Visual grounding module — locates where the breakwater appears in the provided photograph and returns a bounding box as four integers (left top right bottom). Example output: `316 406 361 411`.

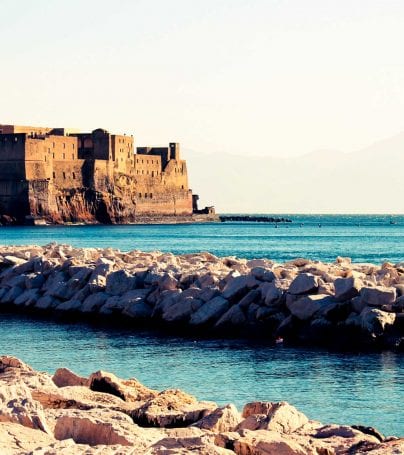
0 244 403 350
0 355 402 454
219 215 292 223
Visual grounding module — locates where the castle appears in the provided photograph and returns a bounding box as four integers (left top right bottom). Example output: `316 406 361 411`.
0 124 215 224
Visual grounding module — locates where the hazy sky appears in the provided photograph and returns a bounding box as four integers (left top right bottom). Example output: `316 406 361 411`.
1 0 404 157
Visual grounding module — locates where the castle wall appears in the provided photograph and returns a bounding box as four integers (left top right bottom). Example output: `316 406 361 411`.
134 154 162 178
111 135 134 175
0 125 52 135
0 124 202 223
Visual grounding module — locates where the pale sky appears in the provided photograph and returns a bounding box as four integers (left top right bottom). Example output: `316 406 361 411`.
1 0 404 158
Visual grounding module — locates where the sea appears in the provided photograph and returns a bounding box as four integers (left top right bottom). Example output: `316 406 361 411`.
0 214 403 436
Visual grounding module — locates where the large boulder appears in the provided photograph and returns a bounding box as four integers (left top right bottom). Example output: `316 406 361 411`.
288 274 318 295
158 273 178 291
0 286 24 304
192 404 242 432
131 389 217 427
287 294 334 321
13 288 41 306
250 267 276 282
359 307 396 336
261 282 282 306
24 272 46 289
33 385 131 412
106 270 137 295
189 296 230 326
80 292 109 313
162 297 203 323
54 409 162 448
0 422 55 454
122 301 153 319
215 304 247 329
234 429 310 455
149 434 233 454
0 381 51 434
360 286 396 307
52 368 89 388
334 276 362 301
222 276 251 301
89 370 157 402
240 401 308 434
119 289 153 319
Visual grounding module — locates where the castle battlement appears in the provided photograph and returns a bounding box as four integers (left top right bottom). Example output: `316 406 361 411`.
0 124 209 224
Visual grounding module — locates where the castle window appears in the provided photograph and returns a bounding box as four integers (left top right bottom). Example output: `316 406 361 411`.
149 193 152 198
147 170 149 175
138 193 142 198
63 143 66 149
48 148 50 153
181 185 184 189
44 155 47 162
72 172 76 179
72 144 75 149
144 193 147 198
53 172 56 178
63 172 66 179
63 153 65 159
53 142 55 148
151 171 154 177
142 170 144 174
72 154 74 160
52 153 55 159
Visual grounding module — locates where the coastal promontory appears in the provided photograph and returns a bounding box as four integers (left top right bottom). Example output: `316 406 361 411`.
0 124 216 225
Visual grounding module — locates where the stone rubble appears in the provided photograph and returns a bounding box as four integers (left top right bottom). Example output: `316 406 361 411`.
0 244 403 349
0 356 401 454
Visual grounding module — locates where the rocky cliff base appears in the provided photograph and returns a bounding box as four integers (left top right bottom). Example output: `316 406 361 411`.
0 355 402 454
0 244 403 350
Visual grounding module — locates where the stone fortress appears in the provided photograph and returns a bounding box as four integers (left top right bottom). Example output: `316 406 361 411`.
0 124 216 224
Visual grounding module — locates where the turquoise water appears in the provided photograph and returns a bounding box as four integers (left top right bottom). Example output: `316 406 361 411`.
0 214 403 263
0 314 402 436
0 215 403 436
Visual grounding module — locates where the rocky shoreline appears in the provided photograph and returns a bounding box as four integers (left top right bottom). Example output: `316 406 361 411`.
0 355 402 454
0 244 403 350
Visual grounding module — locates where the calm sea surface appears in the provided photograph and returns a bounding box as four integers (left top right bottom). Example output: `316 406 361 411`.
0 314 402 436
0 215 403 436
0 214 403 263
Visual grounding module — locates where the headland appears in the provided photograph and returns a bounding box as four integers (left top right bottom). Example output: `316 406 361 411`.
0 244 403 351
0 124 217 225
0 355 402 454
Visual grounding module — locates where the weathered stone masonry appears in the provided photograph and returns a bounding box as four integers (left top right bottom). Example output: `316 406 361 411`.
0 124 214 224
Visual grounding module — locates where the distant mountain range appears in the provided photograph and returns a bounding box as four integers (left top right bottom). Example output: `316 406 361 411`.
185 132 404 214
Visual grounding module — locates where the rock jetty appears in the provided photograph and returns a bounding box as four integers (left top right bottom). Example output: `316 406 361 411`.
0 244 403 350
0 355 402 454
219 215 292 223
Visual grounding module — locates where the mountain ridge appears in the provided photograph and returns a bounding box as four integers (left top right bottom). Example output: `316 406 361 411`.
185 131 404 213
